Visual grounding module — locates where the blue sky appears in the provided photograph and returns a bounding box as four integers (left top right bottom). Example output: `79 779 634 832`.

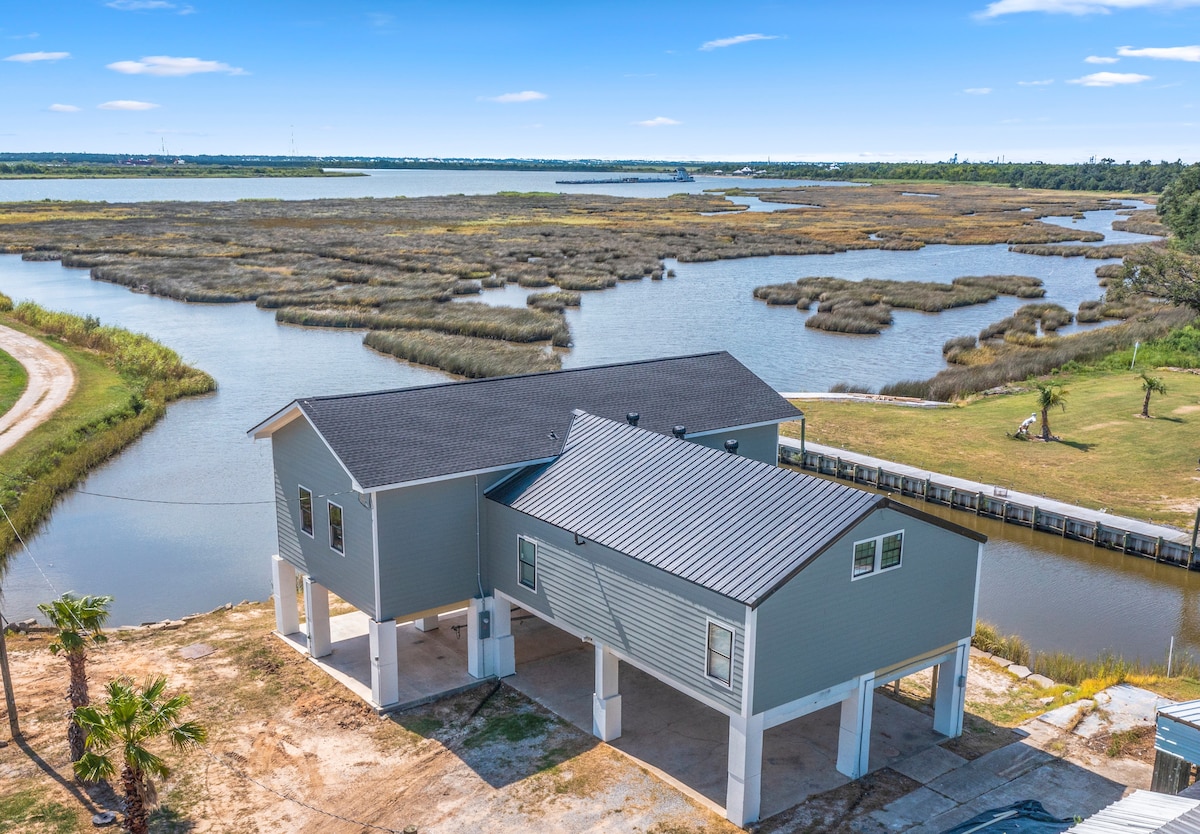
1 0 1197 162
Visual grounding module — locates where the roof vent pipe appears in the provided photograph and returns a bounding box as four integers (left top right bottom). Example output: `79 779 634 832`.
672 425 686 439
724 439 739 454
626 412 640 427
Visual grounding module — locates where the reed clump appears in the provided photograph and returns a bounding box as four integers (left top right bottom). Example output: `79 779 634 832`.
1008 242 1155 260
526 291 581 312
972 621 1032 667
364 330 562 379
273 302 571 346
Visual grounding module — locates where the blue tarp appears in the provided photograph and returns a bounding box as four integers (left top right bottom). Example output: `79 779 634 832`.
939 800 1073 834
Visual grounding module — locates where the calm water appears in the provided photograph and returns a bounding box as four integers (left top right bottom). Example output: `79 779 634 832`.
0 171 1185 663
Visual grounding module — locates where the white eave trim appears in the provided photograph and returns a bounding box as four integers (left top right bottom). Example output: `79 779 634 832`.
363 457 558 495
685 417 794 439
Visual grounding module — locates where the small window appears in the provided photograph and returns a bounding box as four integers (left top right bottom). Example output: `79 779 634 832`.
853 539 877 577
298 486 313 537
706 621 733 687
328 501 344 555
518 536 537 590
852 530 904 579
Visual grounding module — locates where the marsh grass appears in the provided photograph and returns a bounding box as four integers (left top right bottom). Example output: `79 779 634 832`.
364 330 562 379
0 306 213 558
879 305 1193 401
1008 242 1154 259
972 622 1031 667
757 274 1045 334
526 291 582 312
273 301 570 345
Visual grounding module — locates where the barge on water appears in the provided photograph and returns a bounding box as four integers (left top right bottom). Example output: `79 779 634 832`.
556 167 694 185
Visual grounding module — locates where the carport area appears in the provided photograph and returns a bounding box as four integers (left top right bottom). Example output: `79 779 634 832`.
277 593 953 821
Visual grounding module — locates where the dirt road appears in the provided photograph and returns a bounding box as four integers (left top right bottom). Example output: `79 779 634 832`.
0 323 75 455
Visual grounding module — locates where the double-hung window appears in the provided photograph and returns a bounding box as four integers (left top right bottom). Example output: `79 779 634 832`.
328 501 344 555
852 530 903 579
518 536 537 590
298 486 314 537
706 621 734 687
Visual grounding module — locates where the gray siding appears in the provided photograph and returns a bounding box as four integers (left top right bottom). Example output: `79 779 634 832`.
688 423 780 465
753 507 978 714
485 501 748 714
376 471 508 622
272 417 376 618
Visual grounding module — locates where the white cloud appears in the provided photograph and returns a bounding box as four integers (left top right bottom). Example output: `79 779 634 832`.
481 90 547 103
978 0 1200 16
699 33 780 51
48 103 80 112
964 87 993 94
1118 44 1200 60
107 1 176 9
4 51 69 62
1018 79 1055 85
1085 55 1120 63
107 55 245 76
99 100 160 110
1067 71 1152 85
634 116 681 127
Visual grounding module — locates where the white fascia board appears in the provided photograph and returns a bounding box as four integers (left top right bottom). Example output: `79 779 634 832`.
685 418 790 439
741 606 757 717
250 405 365 493
364 458 557 495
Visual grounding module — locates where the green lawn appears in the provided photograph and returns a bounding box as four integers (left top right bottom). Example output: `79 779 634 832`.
786 369 1200 528
0 347 27 418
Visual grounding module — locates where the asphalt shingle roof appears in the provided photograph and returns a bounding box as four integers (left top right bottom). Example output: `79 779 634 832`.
271 352 802 490
488 411 900 606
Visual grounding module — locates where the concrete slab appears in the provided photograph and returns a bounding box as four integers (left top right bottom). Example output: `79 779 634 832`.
1074 684 1174 740
891 745 968 784
1026 674 1055 689
925 742 1052 804
1038 699 1093 730
1007 665 1032 680
870 786 960 832
909 758 1126 834
991 657 1013 668
505 619 948 820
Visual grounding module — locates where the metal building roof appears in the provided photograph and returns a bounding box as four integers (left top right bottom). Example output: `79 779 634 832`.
1161 701 1200 730
251 352 802 491
1070 791 1200 834
488 411 982 607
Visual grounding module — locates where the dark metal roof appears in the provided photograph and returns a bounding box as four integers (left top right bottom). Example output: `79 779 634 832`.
488 411 970 607
260 352 801 490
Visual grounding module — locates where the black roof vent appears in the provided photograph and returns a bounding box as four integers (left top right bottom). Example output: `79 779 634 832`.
724 439 739 454
672 425 686 438
626 412 640 426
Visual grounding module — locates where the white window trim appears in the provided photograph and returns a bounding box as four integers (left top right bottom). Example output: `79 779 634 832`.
851 529 904 581
705 617 736 689
298 485 314 539
517 535 538 592
328 500 345 556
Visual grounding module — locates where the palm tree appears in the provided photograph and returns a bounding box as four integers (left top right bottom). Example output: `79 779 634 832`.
36 592 112 761
1140 372 1167 418
73 677 207 834
1035 382 1068 441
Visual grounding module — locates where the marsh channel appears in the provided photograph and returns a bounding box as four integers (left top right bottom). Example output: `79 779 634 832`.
0 170 1191 666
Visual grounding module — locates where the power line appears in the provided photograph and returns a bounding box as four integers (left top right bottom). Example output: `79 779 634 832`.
73 490 272 506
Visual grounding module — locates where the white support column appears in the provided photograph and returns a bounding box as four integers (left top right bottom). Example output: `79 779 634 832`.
368 618 399 708
933 640 970 738
270 555 299 636
725 713 765 827
592 644 622 742
302 576 332 659
414 614 440 632
836 673 875 779
490 599 515 678
467 597 492 678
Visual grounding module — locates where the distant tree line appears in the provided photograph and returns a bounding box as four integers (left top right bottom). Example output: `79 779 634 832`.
737 160 1190 193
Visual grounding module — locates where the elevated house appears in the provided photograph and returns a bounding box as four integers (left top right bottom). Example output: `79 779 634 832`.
250 352 984 825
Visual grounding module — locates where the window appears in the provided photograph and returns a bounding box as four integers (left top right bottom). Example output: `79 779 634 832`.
298 486 313 537
852 530 903 579
328 501 344 555
518 536 537 590
706 621 733 687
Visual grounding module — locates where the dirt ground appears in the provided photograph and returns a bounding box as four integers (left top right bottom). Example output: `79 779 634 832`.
0 605 1158 834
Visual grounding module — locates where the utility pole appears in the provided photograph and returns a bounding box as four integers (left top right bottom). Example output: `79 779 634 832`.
0 605 19 740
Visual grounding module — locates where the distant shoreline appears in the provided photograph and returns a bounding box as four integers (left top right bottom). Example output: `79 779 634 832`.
0 166 364 180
